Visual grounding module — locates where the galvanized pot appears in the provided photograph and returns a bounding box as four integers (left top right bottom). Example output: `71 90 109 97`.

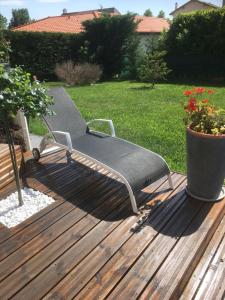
186 127 225 201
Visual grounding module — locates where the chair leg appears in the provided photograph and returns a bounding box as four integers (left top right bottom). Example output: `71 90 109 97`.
127 188 139 214
168 173 174 189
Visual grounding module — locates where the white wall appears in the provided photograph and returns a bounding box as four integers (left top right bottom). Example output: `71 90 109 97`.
14 112 32 151
138 33 161 51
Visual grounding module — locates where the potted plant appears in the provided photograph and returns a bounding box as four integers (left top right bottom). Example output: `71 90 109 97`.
183 87 225 201
0 65 53 205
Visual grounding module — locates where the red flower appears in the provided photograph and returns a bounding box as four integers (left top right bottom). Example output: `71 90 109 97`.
202 99 209 103
207 89 214 95
187 98 197 111
194 87 205 94
183 90 193 96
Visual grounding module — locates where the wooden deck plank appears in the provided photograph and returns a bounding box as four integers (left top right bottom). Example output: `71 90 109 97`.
45 174 185 300
8 175 170 299
190 221 225 300
74 177 188 300
180 216 225 300
0 149 224 300
139 199 225 300
0 153 111 244
0 179 126 283
105 197 204 299
7 199 128 299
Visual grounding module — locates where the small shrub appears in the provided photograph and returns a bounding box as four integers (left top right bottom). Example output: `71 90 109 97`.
138 50 171 88
55 61 102 86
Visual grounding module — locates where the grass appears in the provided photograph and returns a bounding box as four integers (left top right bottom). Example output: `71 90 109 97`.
29 81 225 174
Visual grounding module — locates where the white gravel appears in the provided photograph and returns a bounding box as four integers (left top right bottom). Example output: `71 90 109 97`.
0 188 55 228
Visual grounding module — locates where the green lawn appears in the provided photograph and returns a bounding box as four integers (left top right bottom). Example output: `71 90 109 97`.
29 81 225 174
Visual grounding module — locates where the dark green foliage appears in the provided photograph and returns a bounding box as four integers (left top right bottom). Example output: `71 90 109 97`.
82 14 137 78
9 8 31 29
120 34 141 79
0 14 7 30
157 10 165 18
144 9 153 17
0 31 11 63
164 8 225 79
5 31 83 79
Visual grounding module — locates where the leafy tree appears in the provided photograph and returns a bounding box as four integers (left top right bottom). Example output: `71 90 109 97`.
144 9 153 17
0 14 7 30
157 10 165 18
9 8 30 29
138 45 171 88
82 14 137 78
0 65 53 205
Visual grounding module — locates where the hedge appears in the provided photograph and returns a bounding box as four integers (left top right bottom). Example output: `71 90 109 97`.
164 8 225 80
5 31 83 79
4 14 137 80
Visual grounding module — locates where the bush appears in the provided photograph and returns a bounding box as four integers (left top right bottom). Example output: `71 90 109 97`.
163 8 225 80
55 61 102 85
5 30 83 80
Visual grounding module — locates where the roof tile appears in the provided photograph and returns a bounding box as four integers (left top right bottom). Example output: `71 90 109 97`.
14 12 170 34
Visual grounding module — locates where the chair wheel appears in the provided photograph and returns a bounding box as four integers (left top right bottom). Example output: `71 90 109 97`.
32 148 40 161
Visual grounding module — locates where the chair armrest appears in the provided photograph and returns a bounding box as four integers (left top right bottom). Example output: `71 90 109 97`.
87 119 116 137
52 131 73 153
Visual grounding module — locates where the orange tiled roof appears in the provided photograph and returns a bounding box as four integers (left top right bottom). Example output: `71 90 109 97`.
135 16 170 33
14 12 101 33
14 12 170 34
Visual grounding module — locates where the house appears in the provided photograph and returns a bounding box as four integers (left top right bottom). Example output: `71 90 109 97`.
13 8 170 47
170 0 219 17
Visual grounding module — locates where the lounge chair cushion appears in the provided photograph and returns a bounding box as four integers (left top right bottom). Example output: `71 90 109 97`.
73 132 169 191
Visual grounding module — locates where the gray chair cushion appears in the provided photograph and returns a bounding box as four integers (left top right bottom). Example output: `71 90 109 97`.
73 132 169 191
45 88 88 145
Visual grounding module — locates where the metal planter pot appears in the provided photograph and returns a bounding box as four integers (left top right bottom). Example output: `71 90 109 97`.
186 127 225 201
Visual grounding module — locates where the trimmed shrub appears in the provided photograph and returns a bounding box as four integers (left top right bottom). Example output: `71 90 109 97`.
5 30 83 80
55 61 102 85
164 8 225 80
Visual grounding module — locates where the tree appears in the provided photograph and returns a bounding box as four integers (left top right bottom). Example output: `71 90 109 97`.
82 14 137 78
138 48 171 88
9 8 30 29
0 65 53 205
144 9 153 17
157 10 165 18
0 14 7 30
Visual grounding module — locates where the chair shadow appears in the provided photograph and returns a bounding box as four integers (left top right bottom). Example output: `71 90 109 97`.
20 154 216 236
130 189 215 237
20 155 165 222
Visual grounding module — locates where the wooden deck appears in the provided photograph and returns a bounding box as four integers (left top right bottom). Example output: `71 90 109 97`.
0 144 23 190
0 148 225 299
